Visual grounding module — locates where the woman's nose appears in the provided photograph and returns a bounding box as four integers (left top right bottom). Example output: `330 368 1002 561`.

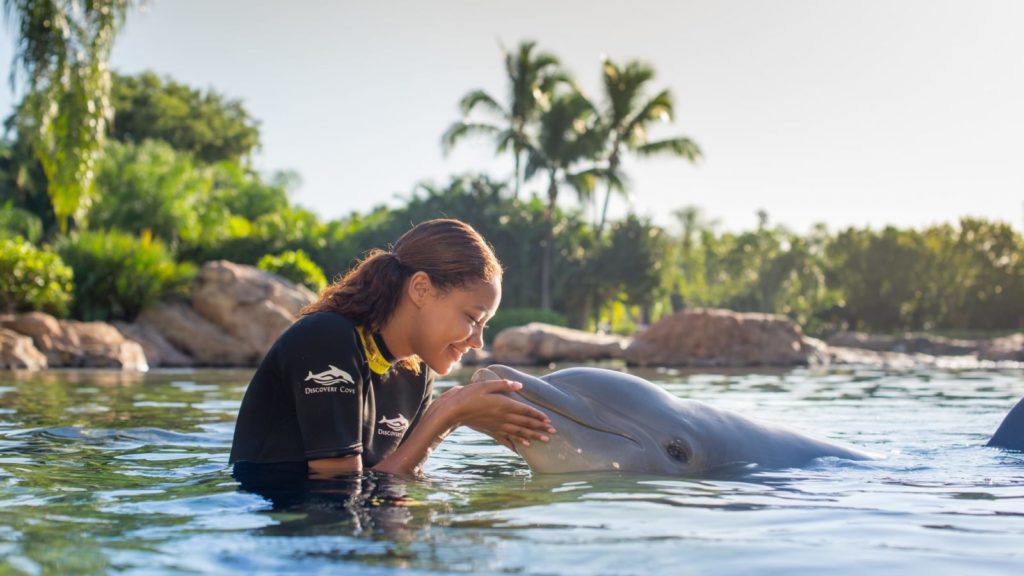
467 326 484 349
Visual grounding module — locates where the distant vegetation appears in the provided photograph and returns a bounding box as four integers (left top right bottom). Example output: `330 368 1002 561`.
0 6 1019 336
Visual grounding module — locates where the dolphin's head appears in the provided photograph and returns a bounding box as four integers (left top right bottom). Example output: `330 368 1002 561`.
474 364 716 475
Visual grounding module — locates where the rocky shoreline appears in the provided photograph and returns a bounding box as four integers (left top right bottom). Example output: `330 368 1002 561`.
2 261 1022 371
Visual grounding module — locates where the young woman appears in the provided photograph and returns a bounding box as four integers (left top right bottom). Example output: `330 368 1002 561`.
229 218 555 479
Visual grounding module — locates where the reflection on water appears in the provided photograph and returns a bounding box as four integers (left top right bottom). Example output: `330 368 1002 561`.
0 366 1022 574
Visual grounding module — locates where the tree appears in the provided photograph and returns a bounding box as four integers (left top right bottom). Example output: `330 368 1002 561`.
594 57 702 238
598 215 672 324
109 71 261 164
442 40 568 199
524 91 603 309
3 0 132 232
88 140 212 248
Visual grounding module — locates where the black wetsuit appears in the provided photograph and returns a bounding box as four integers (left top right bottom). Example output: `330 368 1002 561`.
229 311 434 472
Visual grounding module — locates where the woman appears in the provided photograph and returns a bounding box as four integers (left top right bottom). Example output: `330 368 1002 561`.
229 218 555 479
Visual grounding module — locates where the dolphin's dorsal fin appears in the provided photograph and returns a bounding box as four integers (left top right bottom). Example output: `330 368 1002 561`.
988 396 1024 451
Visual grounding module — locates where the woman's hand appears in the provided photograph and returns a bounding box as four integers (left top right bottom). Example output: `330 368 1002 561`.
433 379 556 450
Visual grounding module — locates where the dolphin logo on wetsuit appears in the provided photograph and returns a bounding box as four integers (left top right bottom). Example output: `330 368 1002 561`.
378 414 410 433
304 365 355 386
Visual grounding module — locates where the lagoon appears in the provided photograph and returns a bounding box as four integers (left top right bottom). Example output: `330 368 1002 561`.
1 366 1022 575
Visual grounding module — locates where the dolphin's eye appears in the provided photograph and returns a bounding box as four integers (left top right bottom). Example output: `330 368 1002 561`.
666 440 690 463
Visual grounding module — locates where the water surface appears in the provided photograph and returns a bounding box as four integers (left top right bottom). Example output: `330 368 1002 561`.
1 366 1022 575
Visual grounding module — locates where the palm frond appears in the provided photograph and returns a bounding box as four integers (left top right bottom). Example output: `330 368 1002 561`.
458 89 508 118
440 121 502 155
635 137 703 162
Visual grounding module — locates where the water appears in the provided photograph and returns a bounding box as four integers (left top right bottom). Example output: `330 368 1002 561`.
1 366 1023 575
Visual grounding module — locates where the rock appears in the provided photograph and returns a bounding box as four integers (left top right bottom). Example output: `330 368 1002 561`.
191 261 316 356
825 346 936 369
802 336 831 366
112 321 194 367
136 302 257 366
826 331 979 356
0 312 147 370
624 308 814 367
981 333 1024 362
0 327 47 370
492 323 630 365
67 321 149 370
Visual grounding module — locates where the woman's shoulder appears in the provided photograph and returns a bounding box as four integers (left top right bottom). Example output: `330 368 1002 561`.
278 311 359 348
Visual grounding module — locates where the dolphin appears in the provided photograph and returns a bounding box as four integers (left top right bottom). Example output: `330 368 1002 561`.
473 365 877 475
988 396 1024 451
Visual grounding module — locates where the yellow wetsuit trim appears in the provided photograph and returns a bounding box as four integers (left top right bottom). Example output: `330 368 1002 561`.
356 325 393 375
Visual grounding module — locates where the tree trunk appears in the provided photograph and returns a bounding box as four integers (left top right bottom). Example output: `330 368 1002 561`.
540 177 559 310
596 154 620 238
513 147 521 200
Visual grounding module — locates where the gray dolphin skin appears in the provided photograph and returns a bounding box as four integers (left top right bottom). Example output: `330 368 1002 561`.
473 365 877 475
988 396 1024 451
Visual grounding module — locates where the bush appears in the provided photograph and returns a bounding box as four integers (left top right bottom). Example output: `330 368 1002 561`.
485 307 568 344
258 249 327 292
56 230 195 321
0 237 73 316
0 205 43 243
89 140 211 247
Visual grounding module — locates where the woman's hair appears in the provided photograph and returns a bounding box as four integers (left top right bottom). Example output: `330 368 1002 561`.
301 218 503 371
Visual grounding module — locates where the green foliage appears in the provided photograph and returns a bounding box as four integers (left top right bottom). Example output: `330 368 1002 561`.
89 140 212 246
3 0 131 232
0 137 57 236
485 307 567 344
110 71 261 164
0 204 43 243
208 162 291 221
825 219 1024 332
56 230 195 321
0 236 73 316
182 206 327 268
598 215 672 312
258 249 327 292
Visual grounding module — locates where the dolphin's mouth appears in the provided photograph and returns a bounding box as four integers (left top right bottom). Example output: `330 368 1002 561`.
514 385 641 448
474 365 640 447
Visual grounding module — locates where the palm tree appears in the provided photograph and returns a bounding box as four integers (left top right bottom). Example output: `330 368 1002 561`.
524 91 604 309
3 0 132 232
442 40 568 200
594 57 703 238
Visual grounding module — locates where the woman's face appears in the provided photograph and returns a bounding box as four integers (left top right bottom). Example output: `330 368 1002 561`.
412 277 501 375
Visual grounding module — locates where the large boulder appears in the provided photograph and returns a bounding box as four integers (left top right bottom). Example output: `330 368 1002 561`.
981 333 1024 362
136 302 256 366
0 327 47 370
112 321 194 367
624 308 817 367
492 323 630 365
191 261 316 357
0 312 147 370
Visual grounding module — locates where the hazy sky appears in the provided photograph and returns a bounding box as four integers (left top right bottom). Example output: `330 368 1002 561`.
1 0 1022 233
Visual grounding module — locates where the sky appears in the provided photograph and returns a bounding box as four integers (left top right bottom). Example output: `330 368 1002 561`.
1 0 1022 234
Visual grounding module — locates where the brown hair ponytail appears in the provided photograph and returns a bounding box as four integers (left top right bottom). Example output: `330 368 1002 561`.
301 219 502 370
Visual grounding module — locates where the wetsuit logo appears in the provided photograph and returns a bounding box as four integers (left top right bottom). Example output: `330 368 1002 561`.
304 365 355 386
377 414 409 437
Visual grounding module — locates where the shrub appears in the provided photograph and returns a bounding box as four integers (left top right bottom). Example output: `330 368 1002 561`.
0 237 73 316
56 230 195 321
0 205 43 243
485 307 568 344
258 249 327 292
